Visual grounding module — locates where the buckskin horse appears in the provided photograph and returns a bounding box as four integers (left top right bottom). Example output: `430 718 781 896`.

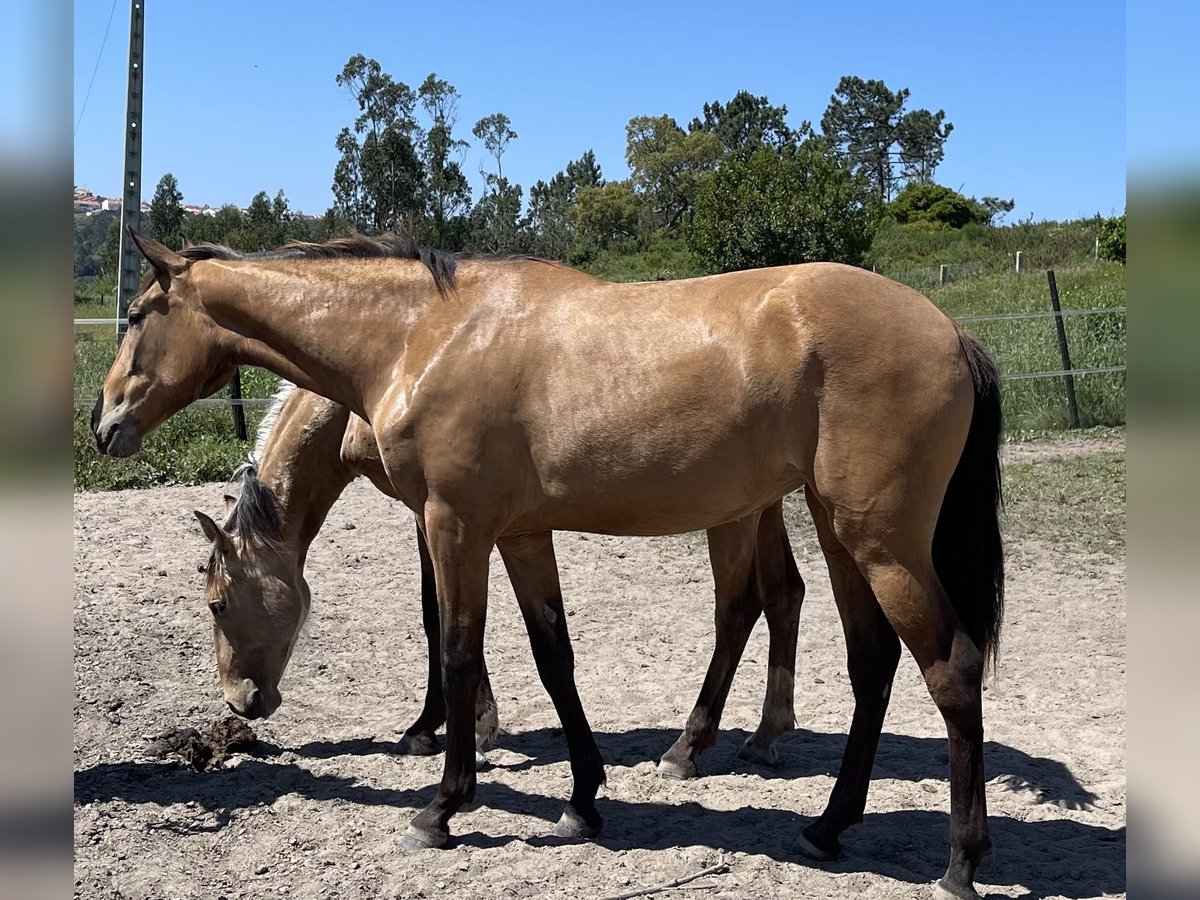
92 232 1002 900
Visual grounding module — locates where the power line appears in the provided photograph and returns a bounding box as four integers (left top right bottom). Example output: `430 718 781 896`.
74 0 121 139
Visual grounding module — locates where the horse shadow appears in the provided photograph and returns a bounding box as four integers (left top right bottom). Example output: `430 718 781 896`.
74 726 1122 900
276 724 1099 811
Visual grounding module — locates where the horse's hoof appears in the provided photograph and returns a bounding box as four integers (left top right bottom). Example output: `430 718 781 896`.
657 757 697 781
397 731 442 757
796 829 840 862
551 807 601 840
475 750 489 770
399 824 447 851
737 737 778 768
932 880 981 900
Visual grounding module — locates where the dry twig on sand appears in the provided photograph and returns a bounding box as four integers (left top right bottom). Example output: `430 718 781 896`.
599 859 732 900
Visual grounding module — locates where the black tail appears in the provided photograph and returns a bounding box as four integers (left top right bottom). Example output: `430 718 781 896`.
933 331 1005 668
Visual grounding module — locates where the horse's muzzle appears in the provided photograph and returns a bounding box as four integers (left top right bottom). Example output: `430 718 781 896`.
92 393 142 457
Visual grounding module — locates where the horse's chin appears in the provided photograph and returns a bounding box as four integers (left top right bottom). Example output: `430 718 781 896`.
104 431 143 458
94 412 144 457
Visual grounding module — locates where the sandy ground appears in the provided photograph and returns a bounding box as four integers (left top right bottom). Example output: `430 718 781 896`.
74 439 1125 900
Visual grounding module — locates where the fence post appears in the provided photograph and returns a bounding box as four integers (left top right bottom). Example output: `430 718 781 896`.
1094 236 1100 260
229 367 249 441
939 264 948 285
1046 270 1081 429
1015 251 1023 275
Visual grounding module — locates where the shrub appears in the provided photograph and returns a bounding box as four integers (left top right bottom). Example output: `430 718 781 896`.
1098 214 1125 264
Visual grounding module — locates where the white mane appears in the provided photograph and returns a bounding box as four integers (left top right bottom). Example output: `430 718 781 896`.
251 379 298 465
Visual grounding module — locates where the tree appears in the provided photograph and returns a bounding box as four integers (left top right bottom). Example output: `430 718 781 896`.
73 211 117 278
975 196 1015 226
687 142 875 272
469 112 524 252
419 73 472 248
895 108 953 185
625 115 723 231
148 173 185 250
101 216 121 278
245 190 283 250
525 150 604 259
820 76 953 203
332 55 425 233
314 207 353 242
472 113 518 179
179 210 222 246
571 180 647 252
689 90 804 161
469 177 525 253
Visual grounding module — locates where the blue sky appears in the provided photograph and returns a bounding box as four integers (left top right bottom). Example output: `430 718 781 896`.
72 0 1127 222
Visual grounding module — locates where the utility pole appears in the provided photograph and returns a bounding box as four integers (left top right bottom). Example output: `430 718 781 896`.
115 0 146 343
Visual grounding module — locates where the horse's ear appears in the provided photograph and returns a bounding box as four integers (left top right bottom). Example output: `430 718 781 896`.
223 494 238 515
194 510 232 553
181 236 194 250
129 228 188 281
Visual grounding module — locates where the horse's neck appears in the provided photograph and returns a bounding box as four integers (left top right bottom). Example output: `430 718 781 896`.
195 260 434 419
257 410 357 563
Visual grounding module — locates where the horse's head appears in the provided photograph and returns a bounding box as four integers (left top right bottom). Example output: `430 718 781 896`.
194 476 308 720
92 230 237 457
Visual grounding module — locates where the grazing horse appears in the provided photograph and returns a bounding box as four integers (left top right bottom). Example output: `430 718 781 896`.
93 231 1002 900
199 381 805 774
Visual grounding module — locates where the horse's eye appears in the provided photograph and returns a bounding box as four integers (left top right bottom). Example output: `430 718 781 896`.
127 310 144 326
208 598 227 616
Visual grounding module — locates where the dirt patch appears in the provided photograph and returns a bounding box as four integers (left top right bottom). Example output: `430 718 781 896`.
74 447 1125 900
1001 429 1124 465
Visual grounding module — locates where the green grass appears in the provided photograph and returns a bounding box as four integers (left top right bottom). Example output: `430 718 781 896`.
867 218 1104 286
74 330 279 490
931 263 1126 431
1001 450 1125 559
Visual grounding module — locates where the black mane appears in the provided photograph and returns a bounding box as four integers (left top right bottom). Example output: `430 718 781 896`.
224 462 284 547
182 233 459 294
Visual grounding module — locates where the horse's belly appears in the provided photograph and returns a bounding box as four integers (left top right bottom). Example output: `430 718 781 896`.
530 441 809 536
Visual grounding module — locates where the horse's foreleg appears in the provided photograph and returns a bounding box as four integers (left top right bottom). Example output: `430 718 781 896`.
498 532 605 839
401 504 492 851
658 513 761 780
796 487 900 861
740 498 805 767
398 524 447 756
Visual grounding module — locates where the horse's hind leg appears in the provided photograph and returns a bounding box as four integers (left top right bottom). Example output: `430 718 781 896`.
739 498 805 767
795 487 900 860
400 522 499 769
497 531 606 839
819 499 990 899
658 513 762 780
